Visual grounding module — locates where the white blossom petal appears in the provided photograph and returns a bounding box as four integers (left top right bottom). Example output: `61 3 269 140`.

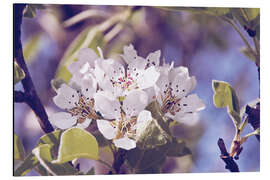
145 50 160 67
177 94 205 113
171 73 194 98
93 91 121 119
174 112 199 126
123 90 148 118
105 60 125 81
113 136 136 150
137 66 160 90
97 120 117 139
80 74 97 99
49 112 77 129
127 58 147 79
77 48 98 68
169 66 189 81
53 84 79 109
76 118 92 129
135 110 152 140
121 44 138 64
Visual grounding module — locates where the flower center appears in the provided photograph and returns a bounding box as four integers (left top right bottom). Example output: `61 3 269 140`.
68 95 98 124
161 88 181 116
113 116 137 140
111 74 139 91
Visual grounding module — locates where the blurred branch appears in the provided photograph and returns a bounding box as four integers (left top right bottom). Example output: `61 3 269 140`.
14 4 54 133
217 138 239 172
62 9 110 28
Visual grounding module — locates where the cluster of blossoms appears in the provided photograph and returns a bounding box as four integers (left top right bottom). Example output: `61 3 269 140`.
49 45 205 150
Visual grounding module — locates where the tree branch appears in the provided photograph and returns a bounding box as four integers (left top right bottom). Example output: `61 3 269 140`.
14 4 54 133
217 138 239 172
14 90 26 102
112 149 127 174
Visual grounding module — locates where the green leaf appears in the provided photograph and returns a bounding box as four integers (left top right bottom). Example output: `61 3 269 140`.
23 33 41 64
212 80 241 128
14 61 25 85
240 47 256 62
14 153 39 176
14 133 25 161
37 130 62 155
126 145 168 173
53 128 99 164
32 144 78 175
166 137 191 157
86 167 95 175
136 101 172 149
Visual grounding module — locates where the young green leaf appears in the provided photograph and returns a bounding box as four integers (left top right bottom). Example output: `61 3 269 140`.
212 80 241 128
14 61 25 85
14 133 25 161
136 101 172 149
52 128 99 164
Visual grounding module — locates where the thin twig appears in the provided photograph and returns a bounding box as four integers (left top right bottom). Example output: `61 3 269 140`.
14 4 54 133
217 138 239 172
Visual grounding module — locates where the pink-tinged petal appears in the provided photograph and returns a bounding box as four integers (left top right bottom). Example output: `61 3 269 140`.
97 120 117 140
113 136 136 150
49 112 77 129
